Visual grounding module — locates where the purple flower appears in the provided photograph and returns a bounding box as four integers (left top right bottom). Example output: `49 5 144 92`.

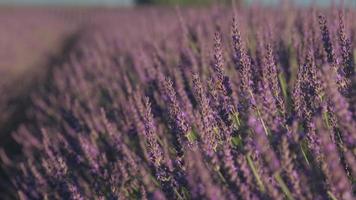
142 97 164 167
248 115 280 173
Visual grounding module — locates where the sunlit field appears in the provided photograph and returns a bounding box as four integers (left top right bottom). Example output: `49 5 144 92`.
0 3 355 200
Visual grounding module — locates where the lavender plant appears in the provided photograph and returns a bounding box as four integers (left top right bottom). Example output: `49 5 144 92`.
1 3 355 200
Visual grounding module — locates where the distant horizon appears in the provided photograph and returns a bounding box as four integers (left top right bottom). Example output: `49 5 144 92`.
0 0 134 6
0 0 353 6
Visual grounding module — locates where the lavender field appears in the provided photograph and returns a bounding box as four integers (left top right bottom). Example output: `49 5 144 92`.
0 2 355 200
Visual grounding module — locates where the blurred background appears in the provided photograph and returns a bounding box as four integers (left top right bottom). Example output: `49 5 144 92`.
0 0 354 6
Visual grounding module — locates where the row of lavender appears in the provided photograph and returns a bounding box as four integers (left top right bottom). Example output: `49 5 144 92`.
0 10 82 197
2 5 356 200
0 8 80 133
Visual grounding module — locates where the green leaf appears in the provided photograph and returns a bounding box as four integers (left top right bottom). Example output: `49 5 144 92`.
278 72 288 100
186 130 197 143
231 135 242 148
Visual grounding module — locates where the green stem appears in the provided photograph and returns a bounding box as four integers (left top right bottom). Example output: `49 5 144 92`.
275 172 295 200
246 154 265 192
300 143 310 166
216 169 228 184
327 191 339 200
174 188 184 200
278 72 288 101
248 90 270 136
322 111 331 129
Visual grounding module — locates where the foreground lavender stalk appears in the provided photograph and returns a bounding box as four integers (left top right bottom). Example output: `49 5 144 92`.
315 117 353 200
161 77 192 151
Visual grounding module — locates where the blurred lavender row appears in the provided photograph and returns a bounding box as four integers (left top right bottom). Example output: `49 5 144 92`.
0 3 355 200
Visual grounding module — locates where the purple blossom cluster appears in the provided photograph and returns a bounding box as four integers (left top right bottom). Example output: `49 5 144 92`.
1 4 356 200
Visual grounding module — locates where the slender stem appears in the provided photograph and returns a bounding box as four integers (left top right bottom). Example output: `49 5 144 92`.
327 191 339 200
275 172 295 200
248 89 270 135
246 154 265 192
300 143 310 166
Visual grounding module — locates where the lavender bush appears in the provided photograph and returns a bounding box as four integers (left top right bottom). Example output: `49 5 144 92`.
1 4 355 200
